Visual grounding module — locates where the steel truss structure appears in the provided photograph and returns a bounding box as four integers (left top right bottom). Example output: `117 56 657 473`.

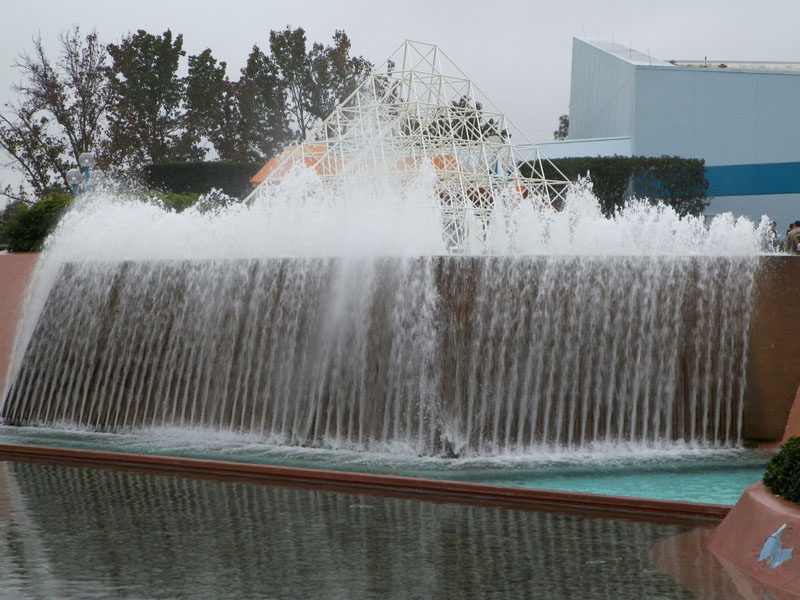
247 40 569 251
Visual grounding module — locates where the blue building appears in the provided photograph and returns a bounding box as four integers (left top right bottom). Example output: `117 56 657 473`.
536 38 800 226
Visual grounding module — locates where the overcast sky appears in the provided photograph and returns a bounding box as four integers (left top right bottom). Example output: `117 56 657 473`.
2 0 800 190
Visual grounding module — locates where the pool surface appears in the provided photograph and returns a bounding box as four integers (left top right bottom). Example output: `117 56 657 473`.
0 458 733 600
0 425 770 505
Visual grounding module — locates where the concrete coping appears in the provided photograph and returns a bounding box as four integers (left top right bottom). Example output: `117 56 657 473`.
0 442 730 524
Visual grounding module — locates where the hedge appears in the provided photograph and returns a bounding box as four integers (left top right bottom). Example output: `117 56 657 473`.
148 190 202 213
763 436 800 505
143 161 262 199
521 155 708 217
2 191 74 252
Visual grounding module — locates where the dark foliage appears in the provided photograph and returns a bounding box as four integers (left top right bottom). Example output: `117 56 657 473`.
143 161 262 198
403 96 507 142
2 26 373 200
2 190 73 251
553 114 568 140
106 29 201 167
268 27 372 141
149 190 200 213
763 436 800 505
0 200 27 248
521 155 708 217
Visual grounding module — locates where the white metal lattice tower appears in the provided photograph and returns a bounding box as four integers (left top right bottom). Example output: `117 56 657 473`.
247 40 569 251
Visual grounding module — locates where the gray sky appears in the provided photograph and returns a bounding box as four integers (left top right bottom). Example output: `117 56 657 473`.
2 0 800 190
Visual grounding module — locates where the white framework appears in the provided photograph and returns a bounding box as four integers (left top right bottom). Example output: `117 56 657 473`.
247 41 569 251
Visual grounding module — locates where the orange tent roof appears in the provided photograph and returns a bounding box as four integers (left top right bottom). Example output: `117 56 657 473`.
250 144 332 186
249 155 283 186
250 149 460 187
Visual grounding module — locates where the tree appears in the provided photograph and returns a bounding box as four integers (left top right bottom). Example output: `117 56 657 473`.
307 30 372 123
0 104 68 198
185 48 258 161
404 96 507 143
448 97 507 141
184 48 229 154
185 44 292 162
186 28 371 161
0 199 27 247
106 29 202 167
554 114 569 140
0 27 112 198
268 27 372 141
0 25 374 191
267 27 311 141
232 45 292 160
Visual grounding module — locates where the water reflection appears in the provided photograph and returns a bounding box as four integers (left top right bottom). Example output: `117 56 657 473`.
1 459 720 599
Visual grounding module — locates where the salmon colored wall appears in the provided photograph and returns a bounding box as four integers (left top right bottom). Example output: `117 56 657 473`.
708 482 800 598
744 257 800 440
779 386 800 442
0 254 37 396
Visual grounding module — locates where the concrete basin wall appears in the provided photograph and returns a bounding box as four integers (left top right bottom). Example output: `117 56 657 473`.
0 254 37 397
744 257 800 440
709 482 800 598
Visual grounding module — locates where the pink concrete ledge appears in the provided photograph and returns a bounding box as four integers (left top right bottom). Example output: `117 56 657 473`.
0 253 38 395
781 385 800 442
652 527 756 600
0 442 730 523
709 482 800 598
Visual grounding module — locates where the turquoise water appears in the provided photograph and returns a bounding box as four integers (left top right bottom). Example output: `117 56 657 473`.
0 425 770 505
496 462 765 505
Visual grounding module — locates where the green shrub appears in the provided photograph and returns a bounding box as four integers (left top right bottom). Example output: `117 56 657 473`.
521 155 708 217
143 161 262 198
149 190 200 213
763 436 800 505
0 200 27 249
2 191 74 252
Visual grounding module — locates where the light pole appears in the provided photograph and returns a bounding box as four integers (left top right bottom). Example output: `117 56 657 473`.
78 151 96 187
68 151 96 195
66 169 82 196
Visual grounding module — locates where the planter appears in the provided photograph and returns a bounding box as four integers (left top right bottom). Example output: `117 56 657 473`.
708 482 800 598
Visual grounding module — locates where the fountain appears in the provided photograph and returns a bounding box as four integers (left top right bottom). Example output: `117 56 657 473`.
0 41 773 460
1 254 760 457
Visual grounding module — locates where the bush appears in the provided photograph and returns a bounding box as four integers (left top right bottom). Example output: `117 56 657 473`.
0 200 27 249
143 162 262 198
2 191 74 252
763 436 800 505
521 155 709 217
149 190 200 213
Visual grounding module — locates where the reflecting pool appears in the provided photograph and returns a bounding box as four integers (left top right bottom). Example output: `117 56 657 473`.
0 459 733 600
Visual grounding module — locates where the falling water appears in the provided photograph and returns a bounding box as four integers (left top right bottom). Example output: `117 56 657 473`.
439 255 757 454
1 180 761 455
0 37 774 457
